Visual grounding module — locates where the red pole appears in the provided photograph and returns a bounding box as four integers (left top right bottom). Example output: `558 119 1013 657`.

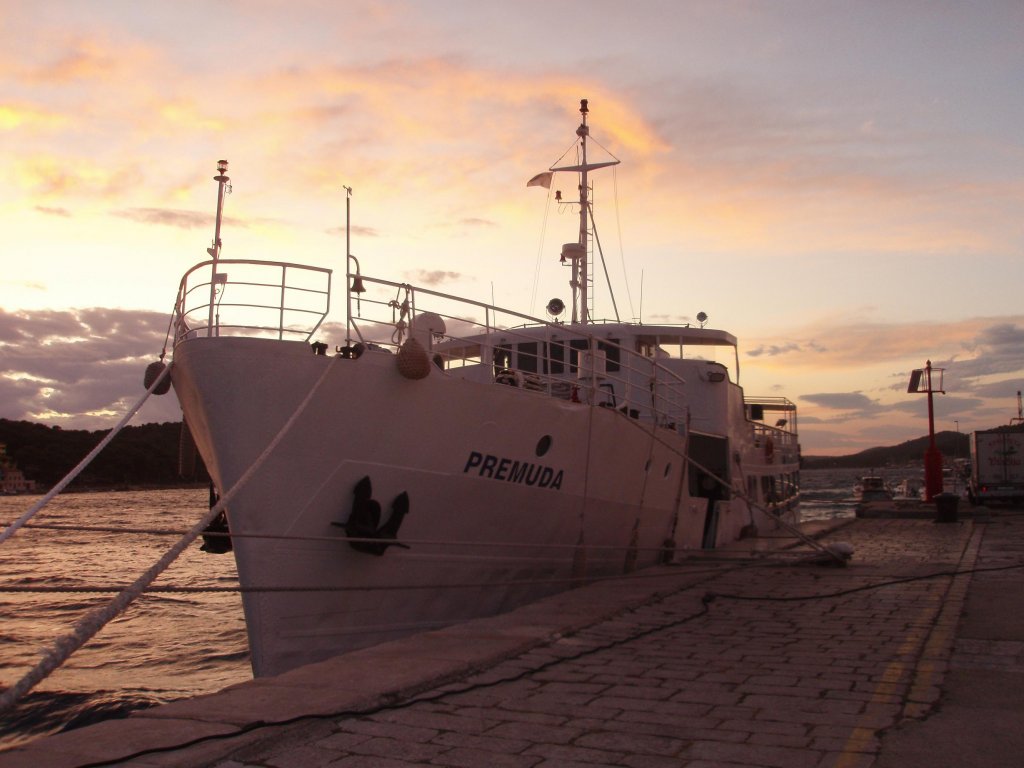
923 360 943 500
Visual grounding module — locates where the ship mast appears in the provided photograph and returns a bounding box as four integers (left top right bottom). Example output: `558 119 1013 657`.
549 100 619 324
207 160 230 336
577 101 591 324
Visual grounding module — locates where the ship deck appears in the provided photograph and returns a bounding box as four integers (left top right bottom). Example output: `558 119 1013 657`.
4 509 1024 768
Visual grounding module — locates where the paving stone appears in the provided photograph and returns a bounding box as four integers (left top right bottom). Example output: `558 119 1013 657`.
435 746 542 767
574 729 686 757
345 735 447 762
523 742 627 765
685 739 823 767
485 720 582 745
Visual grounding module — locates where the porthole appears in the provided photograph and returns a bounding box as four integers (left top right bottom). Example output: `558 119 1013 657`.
664 463 672 477
536 435 552 457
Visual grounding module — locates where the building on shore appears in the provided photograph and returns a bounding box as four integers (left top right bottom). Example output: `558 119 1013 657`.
0 443 36 494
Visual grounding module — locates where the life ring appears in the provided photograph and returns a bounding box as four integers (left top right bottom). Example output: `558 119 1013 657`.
765 437 775 463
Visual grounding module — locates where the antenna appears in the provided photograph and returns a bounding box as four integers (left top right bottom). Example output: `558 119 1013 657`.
207 159 230 336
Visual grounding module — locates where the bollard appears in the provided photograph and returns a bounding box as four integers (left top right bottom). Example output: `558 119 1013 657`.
934 492 959 523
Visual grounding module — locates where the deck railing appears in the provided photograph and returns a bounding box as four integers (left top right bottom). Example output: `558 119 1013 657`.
346 273 692 431
174 259 332 343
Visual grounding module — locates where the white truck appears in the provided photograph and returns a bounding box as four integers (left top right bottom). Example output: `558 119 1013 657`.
969 426 1024 505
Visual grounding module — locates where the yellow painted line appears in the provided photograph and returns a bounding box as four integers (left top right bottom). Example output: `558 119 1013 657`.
832 522 982 768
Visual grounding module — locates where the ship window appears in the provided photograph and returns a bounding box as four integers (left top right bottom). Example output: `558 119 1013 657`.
536 435 552 456
568 339 589 371
517 342 540 374
550 340 566 374
598 340 621 372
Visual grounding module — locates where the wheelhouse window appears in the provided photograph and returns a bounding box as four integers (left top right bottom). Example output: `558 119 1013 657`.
598 339 621 373
568 339 589 372
517 342 542 374
550 340 566 374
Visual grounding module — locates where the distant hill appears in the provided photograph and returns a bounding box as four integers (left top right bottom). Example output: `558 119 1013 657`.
0 419 208 491
802 431 970 470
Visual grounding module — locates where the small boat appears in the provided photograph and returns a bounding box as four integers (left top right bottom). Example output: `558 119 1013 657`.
893 476 923 500
159 100 803 677
855 476 893 503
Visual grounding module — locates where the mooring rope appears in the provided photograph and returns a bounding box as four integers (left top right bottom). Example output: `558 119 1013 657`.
0 357 338 715
0 363 172 547
682 452 842 563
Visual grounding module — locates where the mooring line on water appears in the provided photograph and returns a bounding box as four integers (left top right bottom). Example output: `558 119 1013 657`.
0 357 337 716
0 364 172 548
0 564 742 595
0 519 719 555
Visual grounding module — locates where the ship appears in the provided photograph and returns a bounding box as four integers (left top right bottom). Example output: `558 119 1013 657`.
164 100 801 677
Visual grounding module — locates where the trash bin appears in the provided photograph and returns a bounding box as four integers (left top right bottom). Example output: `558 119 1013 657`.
934 492 959 523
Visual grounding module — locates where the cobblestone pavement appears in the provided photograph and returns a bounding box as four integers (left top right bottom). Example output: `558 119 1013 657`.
215 518 981 768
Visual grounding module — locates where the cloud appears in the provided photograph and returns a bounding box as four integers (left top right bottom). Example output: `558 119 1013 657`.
0 104 66 131
21 38 124 85
0 308 181 429
34 205 71 217
799 392 883 417
746 341 805 358
13 155 139 200
409 270 464 286
326 224 379 238
112 207 219 230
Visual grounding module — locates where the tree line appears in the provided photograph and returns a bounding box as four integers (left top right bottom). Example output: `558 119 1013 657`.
0 419 208 491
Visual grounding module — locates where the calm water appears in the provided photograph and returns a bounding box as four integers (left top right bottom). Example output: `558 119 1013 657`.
0 468 886 751
0 488 250 751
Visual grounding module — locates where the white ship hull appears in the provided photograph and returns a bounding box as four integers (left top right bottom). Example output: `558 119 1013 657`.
173 337 723 677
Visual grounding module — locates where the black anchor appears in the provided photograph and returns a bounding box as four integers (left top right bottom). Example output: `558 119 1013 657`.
334 475 410 556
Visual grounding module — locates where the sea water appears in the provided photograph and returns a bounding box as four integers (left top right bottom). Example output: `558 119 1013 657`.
0 488 250 751
0 469 873 751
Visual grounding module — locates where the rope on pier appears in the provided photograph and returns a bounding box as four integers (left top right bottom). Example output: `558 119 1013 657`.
0 357 338 716
684 452 845 564
0 362 172 547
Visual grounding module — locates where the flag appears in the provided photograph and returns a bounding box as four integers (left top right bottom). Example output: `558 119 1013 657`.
526 171 553 189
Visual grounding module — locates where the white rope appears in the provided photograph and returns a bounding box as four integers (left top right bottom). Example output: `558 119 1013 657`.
0 357 338 714
684 453 839 561
0 363 172 547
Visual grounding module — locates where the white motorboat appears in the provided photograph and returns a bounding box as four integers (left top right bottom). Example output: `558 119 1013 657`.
164 100 802 677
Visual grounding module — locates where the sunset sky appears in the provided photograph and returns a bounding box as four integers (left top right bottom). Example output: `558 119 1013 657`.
2 1 1023 456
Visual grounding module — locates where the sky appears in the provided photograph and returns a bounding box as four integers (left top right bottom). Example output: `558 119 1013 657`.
2 0 1023 456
